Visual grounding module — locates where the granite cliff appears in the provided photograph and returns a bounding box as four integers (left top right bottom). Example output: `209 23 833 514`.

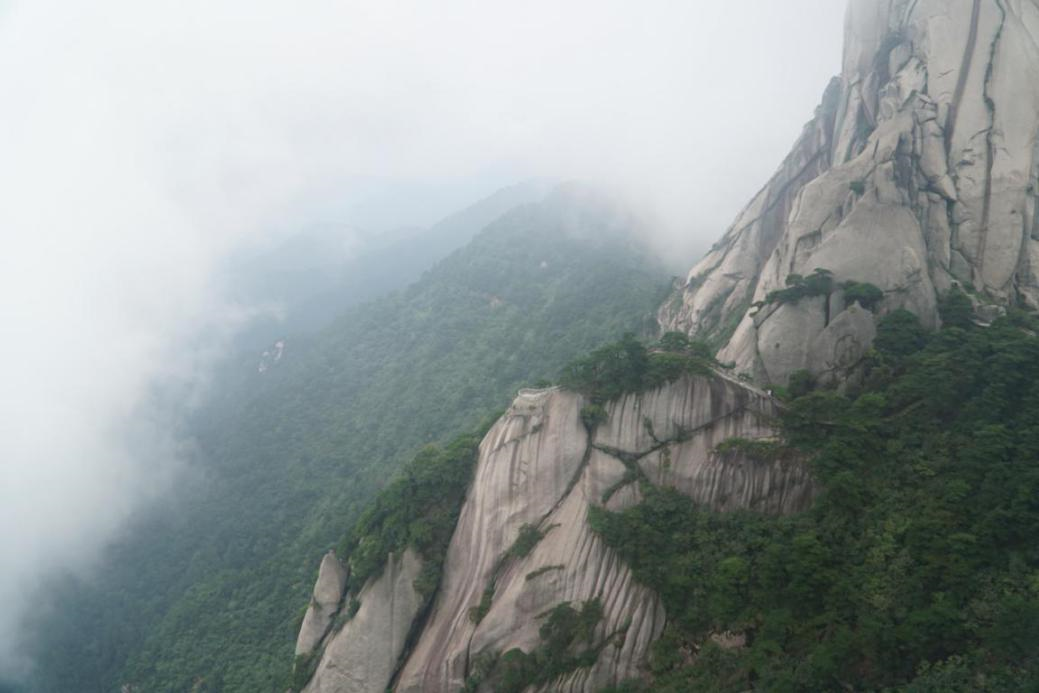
292 1 1039 689
297 377 812 692
660 0 1039 385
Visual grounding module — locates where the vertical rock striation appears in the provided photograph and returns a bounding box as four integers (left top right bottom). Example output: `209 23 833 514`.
661 0 1039 385
295 551 349 657
302 549 424 693
393 378 812 692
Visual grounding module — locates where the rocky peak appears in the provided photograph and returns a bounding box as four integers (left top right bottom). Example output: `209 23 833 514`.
661 0 1039 385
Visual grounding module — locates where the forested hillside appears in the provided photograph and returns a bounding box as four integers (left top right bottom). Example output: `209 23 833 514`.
24 189 671 693
226 180 551 350
593 300 1039 691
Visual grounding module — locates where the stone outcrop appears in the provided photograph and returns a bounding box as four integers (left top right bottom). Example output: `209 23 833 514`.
661 0 1039 385
302 549 424 693
288 2 1039 688
393 379 812 692
295 551 349 657
293 377 812 692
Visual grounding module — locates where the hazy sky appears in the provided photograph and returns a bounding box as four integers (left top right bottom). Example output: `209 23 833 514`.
0 0 846 678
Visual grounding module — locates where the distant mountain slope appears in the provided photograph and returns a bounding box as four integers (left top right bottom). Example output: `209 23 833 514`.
22 186 670 693
227 179 552 349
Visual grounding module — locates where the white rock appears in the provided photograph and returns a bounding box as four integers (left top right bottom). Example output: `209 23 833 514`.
295 551 349 657
396 377 812 692
662 0 1039 383
303 549 424 693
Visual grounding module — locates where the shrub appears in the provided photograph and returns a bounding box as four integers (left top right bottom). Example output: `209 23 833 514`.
714 437 788 461
656 331 714 360
558 333 648 402
938 286 974 329
580 404 608 431
337 426 490 598
507 524 545 560
590 314 1039 689
470 599 607 692
560 333 712 404
787 369 816 398
873 309 927 362
765 268 834 306
842 281 884 311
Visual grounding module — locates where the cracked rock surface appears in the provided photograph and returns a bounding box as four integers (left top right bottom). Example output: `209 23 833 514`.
394 379 812 692
303 549 424 693
660 0 1039 385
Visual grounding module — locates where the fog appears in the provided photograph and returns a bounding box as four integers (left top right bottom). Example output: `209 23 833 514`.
0 0 845 678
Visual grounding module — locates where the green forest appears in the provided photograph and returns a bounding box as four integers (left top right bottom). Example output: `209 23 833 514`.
23 193 671 693
591 302 1039 691
24 186 1039 692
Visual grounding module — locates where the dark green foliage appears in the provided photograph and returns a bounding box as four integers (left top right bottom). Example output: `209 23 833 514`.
289 654 317 692
713 437 788 461
338 430 485 596
786 368 815 398
656 330 694 352
559 332 650 402
872 308 928 364
461 650 501 692
601 468 641 504
655 331 713 360
468 585 495 624
877 308 929 352
842 280 884 311
591 313 1039 690
939 286 975 329
559 333 711 404
468 600 606 693
580 403 608 431
507 524 547 561
26 194 671 693
525 564 565 581
765 268 834 306
469 522 555 624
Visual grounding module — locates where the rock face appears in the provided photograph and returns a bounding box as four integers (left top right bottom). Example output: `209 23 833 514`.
660 0 1039 385
293 377 812 692
302 549 424 693
392 379 812 692
296 551 349 657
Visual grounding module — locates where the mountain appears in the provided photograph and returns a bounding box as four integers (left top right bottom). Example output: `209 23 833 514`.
226 179 553 349
298 372 813 693
660 0 1039 387
289 2 1039 691
20 186 671 693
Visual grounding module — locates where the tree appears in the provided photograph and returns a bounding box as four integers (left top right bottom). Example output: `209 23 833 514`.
874 309 927 362
842 281 884 311
938 287 974 329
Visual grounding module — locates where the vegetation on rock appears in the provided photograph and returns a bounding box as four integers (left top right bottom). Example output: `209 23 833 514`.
463 599 608 692
841 280 884 311
764 268 834 306
592 309 1039 691
339 425 492 599
26 195 671 693
559 332 713 407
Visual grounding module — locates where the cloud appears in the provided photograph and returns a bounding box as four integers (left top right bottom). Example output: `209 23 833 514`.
0 0 846 677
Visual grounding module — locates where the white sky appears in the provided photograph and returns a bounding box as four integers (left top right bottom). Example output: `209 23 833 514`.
0 0 846 677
